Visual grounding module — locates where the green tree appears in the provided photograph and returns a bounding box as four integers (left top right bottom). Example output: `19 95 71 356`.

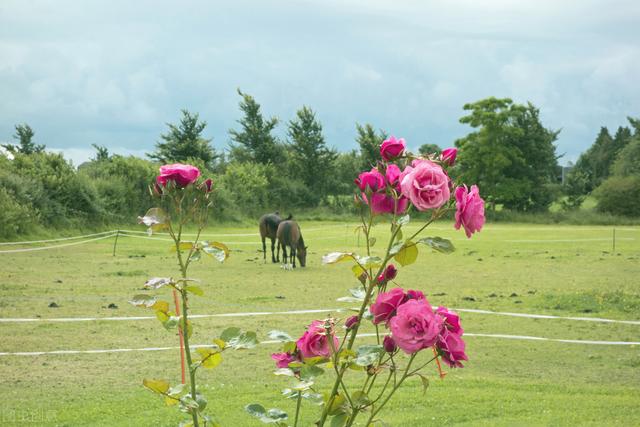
612 138 640 177
229 89 284 165
148 110 217 167
455 97 560 211
12 123 45 154
334 150 362 194
418 143 442 156
287 106 337 204
92 144 110 161
356 123 387 169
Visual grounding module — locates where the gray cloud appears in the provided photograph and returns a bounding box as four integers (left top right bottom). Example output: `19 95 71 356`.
0 0 638 164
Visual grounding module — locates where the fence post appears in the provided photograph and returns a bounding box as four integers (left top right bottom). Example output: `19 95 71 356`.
612 228 616 254
112 230 120 256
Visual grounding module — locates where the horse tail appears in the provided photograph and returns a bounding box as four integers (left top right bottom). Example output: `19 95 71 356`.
285 213 293 220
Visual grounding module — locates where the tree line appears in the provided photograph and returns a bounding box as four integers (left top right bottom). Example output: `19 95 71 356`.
1 91 638 237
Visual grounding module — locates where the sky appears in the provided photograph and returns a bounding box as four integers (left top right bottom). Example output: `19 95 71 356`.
1 0 639 166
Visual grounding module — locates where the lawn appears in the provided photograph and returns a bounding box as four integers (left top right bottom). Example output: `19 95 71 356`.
0 221 639 426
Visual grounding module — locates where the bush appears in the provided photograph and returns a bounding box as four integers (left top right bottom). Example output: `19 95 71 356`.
593 176 640 217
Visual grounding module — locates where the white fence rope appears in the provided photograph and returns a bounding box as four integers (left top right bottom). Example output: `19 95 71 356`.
0 332 637 357
0 230 117 246
1 307 638 325
0 234 117 254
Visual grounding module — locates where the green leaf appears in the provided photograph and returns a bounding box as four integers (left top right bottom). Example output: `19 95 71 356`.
221 328 258 349
202 241 230 262
179 395 200 413
393 241 418 266
388 241 405 256
129 294 157 308
143 378 170 395
322 252 355 265
415 373 430 394
326 393 348 416
397 214 410 226
337 286 366 303
137 207 169 234
184 285 204 296
171 242 194 252
274 368 295 376
151 300 170 313
356 255 383 269
245 404 288 424
331 413 349 427
299 364 324 381
291 380 314 391
165 383 187 406
268 330 293 342
417 236 455 254
352 391 371 408
354 345 384 366
144 277 174 289
351 264 366 278
196 348 222 369
189 250 201 262
368 237 376 247
282 341 296 354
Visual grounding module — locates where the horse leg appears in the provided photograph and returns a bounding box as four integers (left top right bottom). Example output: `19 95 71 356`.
291 246 296 269
281 243 288 266
262 237 267 263
270 238 277 263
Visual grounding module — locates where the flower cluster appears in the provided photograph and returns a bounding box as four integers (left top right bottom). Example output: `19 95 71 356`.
153 163 213 195
373 288 468 367
356 136 486 238
271 319 340 369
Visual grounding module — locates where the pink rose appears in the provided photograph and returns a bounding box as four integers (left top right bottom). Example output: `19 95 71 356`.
440 148 457 166
296 320 340 359
454 185 485 238
385 164 402 189
377 264 397 285
404 289 425 302
380 136 406 161
437 329 468 368
368 193 409 215
389 299 443 354
370 288 406 324
436 306 463 335
399 160 451 211
271 352 295 369
345 315 359 330
355 169 385 192
156 163 201 188
383 335 397 353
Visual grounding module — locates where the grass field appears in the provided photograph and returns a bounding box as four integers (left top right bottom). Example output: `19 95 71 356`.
0 221 639 426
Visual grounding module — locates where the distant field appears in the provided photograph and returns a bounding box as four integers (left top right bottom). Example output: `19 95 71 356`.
0 222 639 426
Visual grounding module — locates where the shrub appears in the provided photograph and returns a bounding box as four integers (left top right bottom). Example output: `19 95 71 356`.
593 176 640 217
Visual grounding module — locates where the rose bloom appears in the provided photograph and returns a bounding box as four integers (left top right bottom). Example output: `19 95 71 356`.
454 185 485 238
368 193 409 215
385 164 402 189
156 164 201 188
389 299 443 354
404 289 425 302
296 320 340 359
440 148 457 166
399 159 451 211
380 136 406 161
436 306 463 335
355 169 385 192
370 288 406 324
271 352 295 369
436 329 468 368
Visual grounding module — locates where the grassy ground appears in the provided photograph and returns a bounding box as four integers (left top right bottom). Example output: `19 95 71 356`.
0 221 639 426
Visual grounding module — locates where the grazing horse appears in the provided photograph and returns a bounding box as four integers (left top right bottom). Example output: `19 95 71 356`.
276 220 307 268
259 212 291 263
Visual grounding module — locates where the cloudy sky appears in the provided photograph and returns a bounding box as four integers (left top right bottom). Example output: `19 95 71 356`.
1 0 638 165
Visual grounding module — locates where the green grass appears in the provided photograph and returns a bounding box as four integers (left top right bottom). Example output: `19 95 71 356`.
0 222 639 426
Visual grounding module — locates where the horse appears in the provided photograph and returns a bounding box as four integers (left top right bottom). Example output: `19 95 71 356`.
276 220 307 268
259 212 291 263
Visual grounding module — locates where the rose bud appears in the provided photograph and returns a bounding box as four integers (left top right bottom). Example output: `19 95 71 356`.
384 264 397 281
345 315 359 330
441 148 457 166
380 136 406 161
383 335 397 353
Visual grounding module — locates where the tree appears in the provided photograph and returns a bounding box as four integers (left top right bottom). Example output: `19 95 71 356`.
287 106 337 203
12 123 45 154
418 143 442 156
92 144 110 161
355 123 387 169
148 110 217 167
229 89 283 165
612 137 640 177
455 97 560 211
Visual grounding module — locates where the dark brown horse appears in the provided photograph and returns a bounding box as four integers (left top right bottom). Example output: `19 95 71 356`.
276 220 307 268
259 212 291 263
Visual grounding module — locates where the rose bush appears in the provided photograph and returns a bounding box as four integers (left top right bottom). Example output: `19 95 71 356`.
247 140 483 427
